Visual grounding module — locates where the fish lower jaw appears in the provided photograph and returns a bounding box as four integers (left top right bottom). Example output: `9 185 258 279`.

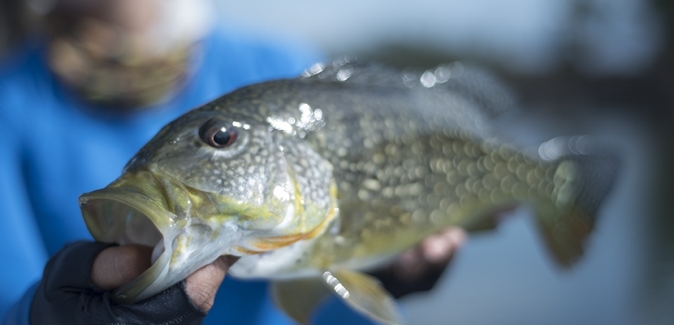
113 219 246 303
78 188 236 303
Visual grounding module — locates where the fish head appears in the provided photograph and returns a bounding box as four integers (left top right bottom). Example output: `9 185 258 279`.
79 101 336 302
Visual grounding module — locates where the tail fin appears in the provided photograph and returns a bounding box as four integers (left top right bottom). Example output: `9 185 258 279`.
534 139 621 267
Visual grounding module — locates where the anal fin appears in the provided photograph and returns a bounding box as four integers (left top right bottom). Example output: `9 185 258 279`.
272 278 331 325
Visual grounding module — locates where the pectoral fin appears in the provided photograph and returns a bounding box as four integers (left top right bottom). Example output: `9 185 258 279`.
324 269 404 325
271 278 331 325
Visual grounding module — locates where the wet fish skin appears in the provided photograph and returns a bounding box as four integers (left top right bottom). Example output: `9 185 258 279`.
79 61 619 324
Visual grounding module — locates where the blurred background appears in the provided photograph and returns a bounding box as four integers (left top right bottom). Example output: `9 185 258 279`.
2 0 672 324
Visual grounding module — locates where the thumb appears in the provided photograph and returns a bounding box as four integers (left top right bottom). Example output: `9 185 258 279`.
91 244 153 291
185 256 238 312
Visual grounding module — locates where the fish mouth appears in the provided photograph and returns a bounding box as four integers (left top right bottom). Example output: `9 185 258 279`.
80 185 175 302
79 172 235 303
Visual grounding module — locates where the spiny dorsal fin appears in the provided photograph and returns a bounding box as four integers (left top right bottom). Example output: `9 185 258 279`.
299 59 517 120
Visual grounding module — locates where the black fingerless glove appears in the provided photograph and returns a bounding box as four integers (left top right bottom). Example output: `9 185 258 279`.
30 241 207 325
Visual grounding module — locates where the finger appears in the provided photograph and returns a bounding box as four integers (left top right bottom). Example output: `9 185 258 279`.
185 256 239 312
421 228 467 264
91 244 153 291
392 248 426 280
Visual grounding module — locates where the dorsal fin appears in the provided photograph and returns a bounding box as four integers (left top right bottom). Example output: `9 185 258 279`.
299 59 517 120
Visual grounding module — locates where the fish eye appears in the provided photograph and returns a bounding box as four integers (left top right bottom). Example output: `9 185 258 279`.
199 119 238 148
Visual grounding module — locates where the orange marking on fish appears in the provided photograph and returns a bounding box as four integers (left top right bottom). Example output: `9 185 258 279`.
251 206 338 250
232 246 264 255
251 233 306 250
250 179 340 251
302 205 337 240
304 179 338 240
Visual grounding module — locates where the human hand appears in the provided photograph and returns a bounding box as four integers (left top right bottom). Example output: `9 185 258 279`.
91 244 236 311
371 228 467 298
31 241 236 325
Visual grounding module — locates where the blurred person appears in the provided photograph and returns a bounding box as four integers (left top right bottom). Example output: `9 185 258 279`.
0 0 465 324
0 0 31 58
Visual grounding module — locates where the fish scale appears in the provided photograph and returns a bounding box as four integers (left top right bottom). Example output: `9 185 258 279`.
216 71 537 268
303 133 555 268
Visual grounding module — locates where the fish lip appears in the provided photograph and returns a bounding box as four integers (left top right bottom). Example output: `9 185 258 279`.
79 187 177 245
79 187 179 303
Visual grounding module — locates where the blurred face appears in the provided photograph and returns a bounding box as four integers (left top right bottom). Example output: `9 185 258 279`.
44 0 214 108
55 0 160 33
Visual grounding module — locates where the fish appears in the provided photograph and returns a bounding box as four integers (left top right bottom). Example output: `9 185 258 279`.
79 60 620 324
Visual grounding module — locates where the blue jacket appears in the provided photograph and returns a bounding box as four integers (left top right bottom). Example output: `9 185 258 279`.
0 25 377 325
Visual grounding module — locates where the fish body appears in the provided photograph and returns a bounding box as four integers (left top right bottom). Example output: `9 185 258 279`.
79 61 619 324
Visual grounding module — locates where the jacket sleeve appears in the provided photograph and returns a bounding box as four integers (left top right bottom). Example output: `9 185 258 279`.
0 81 50 324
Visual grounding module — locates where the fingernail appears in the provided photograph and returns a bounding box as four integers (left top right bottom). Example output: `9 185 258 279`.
423 235 452 263
445 228 467 247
